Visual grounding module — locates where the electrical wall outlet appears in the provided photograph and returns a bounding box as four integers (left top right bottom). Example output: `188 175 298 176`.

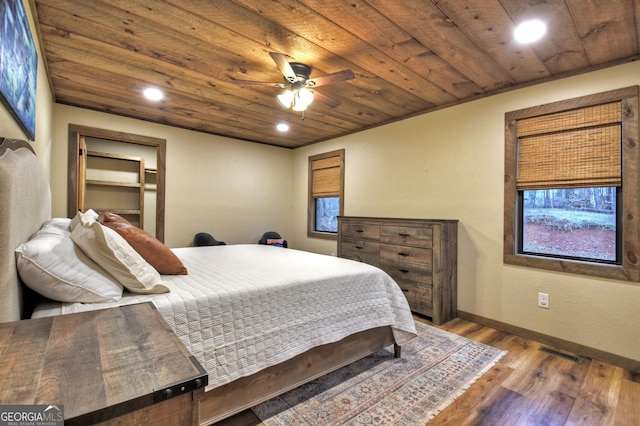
538 292 550 309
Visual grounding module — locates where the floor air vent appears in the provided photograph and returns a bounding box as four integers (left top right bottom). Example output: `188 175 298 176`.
540 346 584 363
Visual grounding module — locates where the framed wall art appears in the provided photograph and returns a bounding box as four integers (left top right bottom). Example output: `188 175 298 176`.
0 0 37 140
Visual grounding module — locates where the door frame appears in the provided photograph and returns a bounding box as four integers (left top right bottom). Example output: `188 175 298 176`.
67 124 167 242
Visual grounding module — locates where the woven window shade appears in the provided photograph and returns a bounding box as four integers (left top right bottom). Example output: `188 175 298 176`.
516 102 622 190
312 155 341 196
517 102 621 136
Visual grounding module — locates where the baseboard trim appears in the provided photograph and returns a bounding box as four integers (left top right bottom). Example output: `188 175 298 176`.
456 310 639 374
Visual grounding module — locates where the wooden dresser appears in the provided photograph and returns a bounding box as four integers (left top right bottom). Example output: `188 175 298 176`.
338 216 458 325
0 302 207 425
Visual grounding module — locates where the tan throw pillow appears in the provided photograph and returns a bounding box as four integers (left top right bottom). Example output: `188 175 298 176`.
98 212 188 275
71 211 169 294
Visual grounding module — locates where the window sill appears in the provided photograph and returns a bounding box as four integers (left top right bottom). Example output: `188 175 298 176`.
503 253 639 282
308 231 337 240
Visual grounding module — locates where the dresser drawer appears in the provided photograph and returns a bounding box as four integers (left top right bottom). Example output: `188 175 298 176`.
342 253 380 266
380 244 432 265
395 278 433 316
340 239 380 265
341 222 380 240
340 239 379 257
380 259 432 284
380 225 433 247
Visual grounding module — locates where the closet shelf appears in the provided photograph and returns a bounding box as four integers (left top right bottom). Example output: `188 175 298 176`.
86 179 141 188
81 148 145 228
105 209 141 215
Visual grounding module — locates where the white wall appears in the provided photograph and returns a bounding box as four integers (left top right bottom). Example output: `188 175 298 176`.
292 61 640 363
50 105 293 248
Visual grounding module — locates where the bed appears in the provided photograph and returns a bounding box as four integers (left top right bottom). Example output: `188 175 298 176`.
0 137 417 425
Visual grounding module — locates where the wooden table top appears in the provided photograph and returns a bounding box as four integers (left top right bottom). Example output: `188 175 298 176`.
0 302 207 424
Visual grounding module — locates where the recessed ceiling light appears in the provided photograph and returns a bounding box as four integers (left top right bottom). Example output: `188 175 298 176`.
143 87 164 101
276 123 290 132
514 19 546 44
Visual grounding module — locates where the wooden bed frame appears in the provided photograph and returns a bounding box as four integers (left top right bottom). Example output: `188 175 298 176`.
0 137 400 425
196 326 396 424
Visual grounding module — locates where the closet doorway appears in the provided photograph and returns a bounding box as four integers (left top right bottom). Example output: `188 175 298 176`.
67 125 167 242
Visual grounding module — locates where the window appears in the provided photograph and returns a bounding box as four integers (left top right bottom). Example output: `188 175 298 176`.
504 86 640 282
521 187 619 262
308 149 344 239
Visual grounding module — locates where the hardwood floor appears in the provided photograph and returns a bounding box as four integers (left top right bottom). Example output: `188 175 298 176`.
429 317 639 425
214 316 640 425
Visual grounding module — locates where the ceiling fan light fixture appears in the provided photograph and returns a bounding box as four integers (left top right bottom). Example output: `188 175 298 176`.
277 87 313 111
297 88 314 105
277 90 294 108
291 100 307 112
237 52 353 116
291 88 314 111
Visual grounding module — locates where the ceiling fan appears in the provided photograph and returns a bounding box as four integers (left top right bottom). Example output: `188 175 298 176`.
232 52 355 113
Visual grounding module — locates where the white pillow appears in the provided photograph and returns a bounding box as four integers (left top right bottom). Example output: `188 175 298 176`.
70 209 98 232
42 217 72 232
16 225 124 303
70 210 169 294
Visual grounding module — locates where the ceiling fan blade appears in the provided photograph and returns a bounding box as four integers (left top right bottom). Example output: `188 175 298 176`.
312 91 341 108
231 79 286 88
306 69 355 87
269 52 297 84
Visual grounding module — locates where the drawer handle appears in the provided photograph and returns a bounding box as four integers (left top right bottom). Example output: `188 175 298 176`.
401 288 409 293
397 252 410 257
399 233 411 237
355 246 364 250
398 269 410 273
356 229 364 233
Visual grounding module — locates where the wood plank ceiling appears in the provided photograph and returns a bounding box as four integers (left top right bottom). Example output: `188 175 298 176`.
32 0 640 148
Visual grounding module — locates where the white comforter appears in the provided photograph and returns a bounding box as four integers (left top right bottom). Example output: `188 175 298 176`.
57 245 417 390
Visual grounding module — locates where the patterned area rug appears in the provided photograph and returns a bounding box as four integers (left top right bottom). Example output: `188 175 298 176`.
252 321 506 425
